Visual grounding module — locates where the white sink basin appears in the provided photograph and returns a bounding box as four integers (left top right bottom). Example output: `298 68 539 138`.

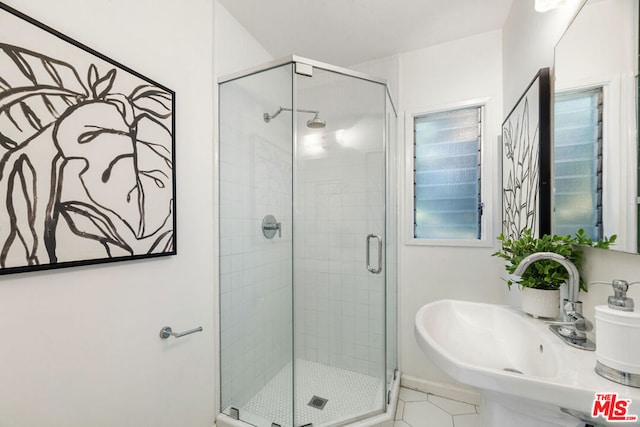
416 299 560 378
415 300 640 426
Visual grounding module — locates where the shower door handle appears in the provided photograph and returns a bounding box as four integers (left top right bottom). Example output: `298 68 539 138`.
366 234 382 274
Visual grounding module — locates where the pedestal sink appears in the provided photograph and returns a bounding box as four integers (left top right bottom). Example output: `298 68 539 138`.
415 300 640 426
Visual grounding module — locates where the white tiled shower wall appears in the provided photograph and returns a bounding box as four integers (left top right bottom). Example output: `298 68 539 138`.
293 71 388 379
295 147 386 378
219 67 294 411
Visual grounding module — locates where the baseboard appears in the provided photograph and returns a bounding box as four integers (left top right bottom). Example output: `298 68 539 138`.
400 374 481 406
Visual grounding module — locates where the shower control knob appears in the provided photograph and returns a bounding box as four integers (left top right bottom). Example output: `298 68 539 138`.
262 214 281 239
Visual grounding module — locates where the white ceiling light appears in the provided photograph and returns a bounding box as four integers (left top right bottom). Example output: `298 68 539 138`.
535 0 567 12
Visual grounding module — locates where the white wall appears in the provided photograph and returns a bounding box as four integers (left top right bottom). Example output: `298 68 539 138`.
502 0 584 109
0 1 215 426
396 31 507 386
214 2 273 78
351 55 401 108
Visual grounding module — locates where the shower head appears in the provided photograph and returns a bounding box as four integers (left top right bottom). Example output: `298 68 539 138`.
306 114 326 129
264 106 326 128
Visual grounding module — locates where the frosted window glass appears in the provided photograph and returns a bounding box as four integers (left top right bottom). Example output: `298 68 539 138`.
414 107 482 239
553 88 602 239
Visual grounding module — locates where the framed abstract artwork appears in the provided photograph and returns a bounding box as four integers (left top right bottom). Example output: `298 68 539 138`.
501 68 551 240
0 2 176 274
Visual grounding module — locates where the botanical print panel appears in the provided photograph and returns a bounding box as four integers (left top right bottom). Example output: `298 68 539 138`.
0 3 175 274
502 68 551 241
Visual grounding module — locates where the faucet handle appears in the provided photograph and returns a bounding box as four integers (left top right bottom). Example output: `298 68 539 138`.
563 300 581 312
547 300 593 333
564 312 593 332
547 314 593 333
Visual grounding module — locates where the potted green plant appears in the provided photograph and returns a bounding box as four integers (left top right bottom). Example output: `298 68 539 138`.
492 229 616 318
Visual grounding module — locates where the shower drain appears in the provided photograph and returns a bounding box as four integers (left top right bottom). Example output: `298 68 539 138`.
308 395 328 410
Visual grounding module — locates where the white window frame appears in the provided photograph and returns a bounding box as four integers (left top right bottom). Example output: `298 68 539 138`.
403 98 496 247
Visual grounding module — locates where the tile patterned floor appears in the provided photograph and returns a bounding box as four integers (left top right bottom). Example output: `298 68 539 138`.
394 387 482 427
240 359 383 427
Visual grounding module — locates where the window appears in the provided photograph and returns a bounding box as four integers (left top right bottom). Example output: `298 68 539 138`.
413 106 482 239
553 87 603 240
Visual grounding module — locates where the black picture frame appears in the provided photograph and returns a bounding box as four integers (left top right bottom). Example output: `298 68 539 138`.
501 68 551 240
0 2 176 275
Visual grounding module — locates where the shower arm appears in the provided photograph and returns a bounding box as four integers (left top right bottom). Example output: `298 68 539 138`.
263 106 320 123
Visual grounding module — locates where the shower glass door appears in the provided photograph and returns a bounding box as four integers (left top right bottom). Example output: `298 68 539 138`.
219 57 396 427
219 63 294 427
293 65 387 426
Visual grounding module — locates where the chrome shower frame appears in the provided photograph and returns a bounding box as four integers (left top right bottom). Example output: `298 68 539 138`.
218 55 390 88
216 55 399 427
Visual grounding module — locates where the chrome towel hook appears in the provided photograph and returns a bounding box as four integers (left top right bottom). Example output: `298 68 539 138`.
159 326 203 339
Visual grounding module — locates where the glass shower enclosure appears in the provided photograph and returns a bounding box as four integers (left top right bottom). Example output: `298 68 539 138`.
218 56 397 427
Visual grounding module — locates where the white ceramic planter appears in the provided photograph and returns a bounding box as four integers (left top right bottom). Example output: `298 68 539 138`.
521 287 560 319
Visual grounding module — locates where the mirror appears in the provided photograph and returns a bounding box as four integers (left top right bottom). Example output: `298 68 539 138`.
553 0 639 253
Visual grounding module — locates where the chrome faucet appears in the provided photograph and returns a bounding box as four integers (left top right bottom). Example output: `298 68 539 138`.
514 251 595 351
514 252 580 318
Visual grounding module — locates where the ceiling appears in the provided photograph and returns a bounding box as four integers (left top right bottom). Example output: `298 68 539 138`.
218 0 515 67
